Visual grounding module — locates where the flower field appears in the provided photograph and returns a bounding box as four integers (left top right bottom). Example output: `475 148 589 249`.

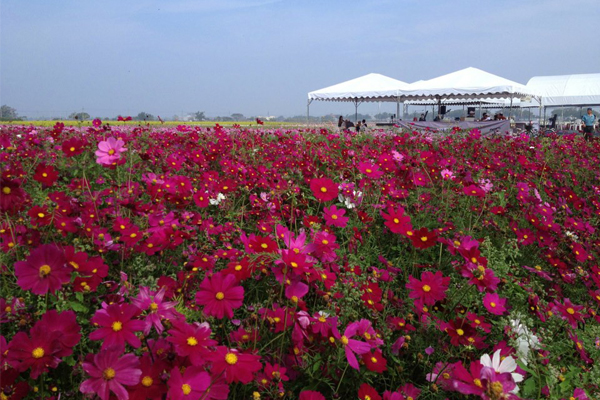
1 122 600 400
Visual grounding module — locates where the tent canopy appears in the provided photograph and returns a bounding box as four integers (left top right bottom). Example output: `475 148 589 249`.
396 67 537 101
526 73 600 107
308 73 409 102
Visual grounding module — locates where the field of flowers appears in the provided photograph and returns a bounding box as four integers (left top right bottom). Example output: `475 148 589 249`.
1 121 599 400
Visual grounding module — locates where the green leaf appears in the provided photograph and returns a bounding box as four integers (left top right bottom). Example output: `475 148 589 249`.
522 377 537 398
68 301 88 313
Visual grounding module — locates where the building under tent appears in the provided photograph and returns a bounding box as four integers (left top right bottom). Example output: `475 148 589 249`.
307 73 409 123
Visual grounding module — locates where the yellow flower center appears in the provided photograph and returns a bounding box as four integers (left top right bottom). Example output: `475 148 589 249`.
187 337 198 346
150 302 158 311
108 149 115 155
322 239 329 245
291 295 299 303
39 264 51 277
456 329 464 336
320 187 327 193
341 336 349 345
142 376 153 387
260 243 268 249
474 378 482 387
42 172 48 177
225 352 238 365
111 321 123 332
420 236 428 242
489 381 504 397
215 292 225 300
290 262 298 268
69 146 76 152
422 284 431 292
567 307 575 315
2 187 11 195
182 384 192 395
318 316 327 323
235 265 242 271
32 347 45 358
37 212 45 218
393 218 399 223
370 357 377 363
103 367 116 380
490 302 496 308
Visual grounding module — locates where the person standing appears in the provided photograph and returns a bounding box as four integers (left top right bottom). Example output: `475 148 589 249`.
582 108 596 141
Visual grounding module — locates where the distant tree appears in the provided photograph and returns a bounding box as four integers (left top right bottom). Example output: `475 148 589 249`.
231 113 245 121
374 112 393 120
0 105 19 120
68 112 91 121
135 112 155 121
344 113 372 122
192 111 206 121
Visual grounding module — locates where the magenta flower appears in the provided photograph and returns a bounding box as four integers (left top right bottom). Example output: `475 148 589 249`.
89 303 145 350
7 331 62 379
131 286 180 335
14 244 70 295
323 205 349 228
483 293 508 315
196 273 244 319
80 348 141 400
285 280 309 304
167 320 216 366
167 366 211 400
95 137 127 166
406 270 450 306
334 321 372 370
299 391 326 400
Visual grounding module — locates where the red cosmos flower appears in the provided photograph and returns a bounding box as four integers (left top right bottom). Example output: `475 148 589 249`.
358 162 384 179
440 318 477 347
61 137 87 157
463 184 485 197
167 366 212 400
554 298 585 328
222 258 252 281
27 205 52 227
299 391 326 400
410 227 438 249
323 205 349 228
380 205 412 234
209 346 262 384
7 330 62 379
0 178 26 214
358 383 382 400
167 320 216 366
483 293 508 315
256 118 264 125
31 310 81 357
406 271 450 306
196 273 244 319
80 348 141 400
248 235 279 253
193 190 210 208
309 177 338 202
89 303 145 350
0 368 29 399
362 349 387 373
14 244 71 295
32 163 59 186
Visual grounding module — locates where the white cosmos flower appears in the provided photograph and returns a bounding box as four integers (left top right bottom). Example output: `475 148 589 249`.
480 349 524 386
209 193 226 205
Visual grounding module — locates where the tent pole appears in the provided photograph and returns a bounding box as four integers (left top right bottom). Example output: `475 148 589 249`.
355 99 358 123
306 99 311 127
508 96 514 121
479 102 482 120
396 97 400 122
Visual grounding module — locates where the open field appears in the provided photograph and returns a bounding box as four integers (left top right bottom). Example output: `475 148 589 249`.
1 124 599 400
1 119 305 128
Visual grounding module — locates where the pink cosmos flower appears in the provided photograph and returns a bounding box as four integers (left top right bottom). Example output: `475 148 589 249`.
208 346 262 384
95 137 127 166
89 303 145 350
131 286 180 335
7 330 62 379
167 366 211 400
80 348 141 400
483 293 508 315
196 273 244 319
406 271 450 306
167 320 216 366
299 391 326 400
358 162 384 179
323 205 349 227
333 321 372 370
14 244 70 295
285 280 309 304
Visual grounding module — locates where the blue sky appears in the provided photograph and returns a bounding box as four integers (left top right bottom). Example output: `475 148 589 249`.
1 0 598 119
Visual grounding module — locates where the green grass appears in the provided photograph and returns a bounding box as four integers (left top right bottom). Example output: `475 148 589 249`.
1 120 303 128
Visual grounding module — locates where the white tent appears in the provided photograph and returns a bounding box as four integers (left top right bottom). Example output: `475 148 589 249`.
307 73 409 122
525 73 600 107
397 67 537 100
393 67 540 120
